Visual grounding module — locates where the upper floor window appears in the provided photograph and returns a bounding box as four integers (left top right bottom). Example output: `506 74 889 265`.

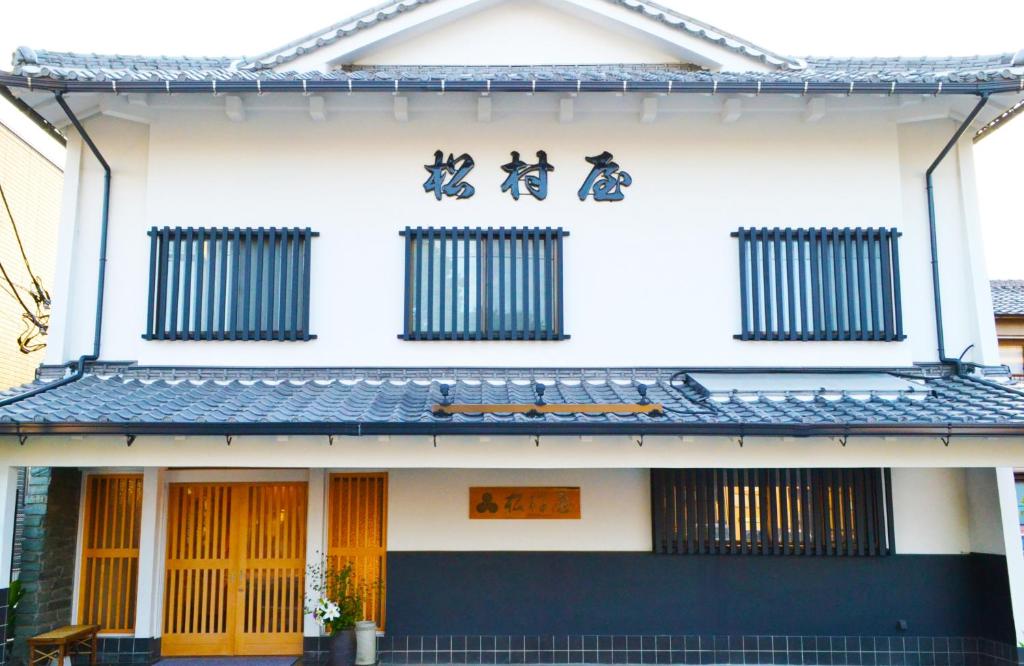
733 227 904 342
144 227 316 341
400 227 568 340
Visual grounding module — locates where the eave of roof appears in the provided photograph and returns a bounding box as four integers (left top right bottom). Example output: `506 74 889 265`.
2 366 1024 437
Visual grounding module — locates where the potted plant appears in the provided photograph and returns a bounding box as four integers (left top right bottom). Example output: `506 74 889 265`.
306 559 365 666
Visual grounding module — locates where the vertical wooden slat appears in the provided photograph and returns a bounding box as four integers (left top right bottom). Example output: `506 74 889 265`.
556 230 565 338
194 228 206 340
205 229 219 340
532 228 541 340
773 229 784 340
440 229 448 339
544 227 554 340
180 228 194 338
842 228 855 340
750 231 761 338
651 471 665 553
146 229 159 338
785 230 797 340
451 229 459 337
760 229 773 337
797 230 808 340
738 229 750 340
463 229 471 337
809 230 823 338
402 228 412 338
218 229 230 339
427 229 436 337
169 228 183 339
497 227 505 338
156 228 171 339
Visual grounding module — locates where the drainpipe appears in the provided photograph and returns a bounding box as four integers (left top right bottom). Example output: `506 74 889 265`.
925 93 989 375
0 92 110 407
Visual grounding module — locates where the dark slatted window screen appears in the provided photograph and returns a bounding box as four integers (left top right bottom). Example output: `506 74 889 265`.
733 228 904 341
400 227 568 340
144 227 317 341
650 468 895 556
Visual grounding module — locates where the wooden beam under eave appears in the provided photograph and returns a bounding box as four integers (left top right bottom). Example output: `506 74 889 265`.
393 94 409 122
225 95 245 122
559 97 574 124
477 95 492 123
641 96 658 123
721 96 742 123
803 96 826 123
308 95 326 122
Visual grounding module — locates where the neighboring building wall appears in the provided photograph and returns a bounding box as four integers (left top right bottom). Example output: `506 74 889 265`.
995 316 1024 377
0 122 61 390
11 467 81 664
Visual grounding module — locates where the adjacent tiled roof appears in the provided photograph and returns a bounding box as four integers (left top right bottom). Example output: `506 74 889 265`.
10 51 1024 85
2 366 1024 434
992 280 1024 316
240 0 801 71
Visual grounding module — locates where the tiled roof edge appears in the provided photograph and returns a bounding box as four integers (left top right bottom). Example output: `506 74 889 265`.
240 0 802 71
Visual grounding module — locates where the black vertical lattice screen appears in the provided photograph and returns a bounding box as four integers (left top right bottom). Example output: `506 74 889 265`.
734 228 904 341
400 227 567 340
650 468 894 556
145 227 316 341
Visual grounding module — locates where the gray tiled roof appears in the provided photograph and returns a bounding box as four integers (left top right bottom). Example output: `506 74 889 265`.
2 366 1024 434
992 280 1024 316
10 56 1024 86
240 0 801 71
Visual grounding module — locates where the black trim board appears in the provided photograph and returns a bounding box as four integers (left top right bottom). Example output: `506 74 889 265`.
386 552 1014 642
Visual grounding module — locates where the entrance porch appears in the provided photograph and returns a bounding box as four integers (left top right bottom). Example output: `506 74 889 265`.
1 444 1024 665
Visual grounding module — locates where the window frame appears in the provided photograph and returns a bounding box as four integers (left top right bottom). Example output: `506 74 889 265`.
399 227 569 341
733 227 905 342
143 226 317 341
650 468 895 557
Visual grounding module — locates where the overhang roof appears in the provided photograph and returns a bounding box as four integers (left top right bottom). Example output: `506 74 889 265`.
2 365 1024 437
992 280 1024 317
9 50 1024 87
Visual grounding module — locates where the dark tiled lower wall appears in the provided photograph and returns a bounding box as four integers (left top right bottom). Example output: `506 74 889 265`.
95 636 159 664
366 636 1023 666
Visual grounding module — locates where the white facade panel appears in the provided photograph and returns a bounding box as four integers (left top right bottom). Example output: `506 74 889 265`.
47 97 988 370
386 468 651 551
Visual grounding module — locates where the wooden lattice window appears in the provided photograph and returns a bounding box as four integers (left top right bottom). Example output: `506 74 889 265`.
328 473 387 628
78 474 144 632
400 227 568 340
144 227 317 341
651 468 895 556
733 227 904 341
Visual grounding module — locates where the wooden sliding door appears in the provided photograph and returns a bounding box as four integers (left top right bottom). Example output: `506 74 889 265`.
162 482 306 657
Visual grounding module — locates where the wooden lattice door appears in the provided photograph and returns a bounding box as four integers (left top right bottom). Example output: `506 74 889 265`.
327 473 388 628
162 483 307 657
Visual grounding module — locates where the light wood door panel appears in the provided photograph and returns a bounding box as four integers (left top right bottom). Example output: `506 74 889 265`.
162 482 306 657
327 473 387 629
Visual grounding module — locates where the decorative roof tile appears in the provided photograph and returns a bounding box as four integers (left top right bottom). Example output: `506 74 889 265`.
2 367 1024 434
10 53 1024 85
992 280 1024 316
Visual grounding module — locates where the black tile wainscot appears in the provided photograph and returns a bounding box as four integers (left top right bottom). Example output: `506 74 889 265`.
94 636 159 665
363 636 1024 666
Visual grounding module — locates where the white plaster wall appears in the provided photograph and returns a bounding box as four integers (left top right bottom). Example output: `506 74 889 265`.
48 94 989 370
966 467 1005 555
351 0 683 65
386 468 651 550
6 434 1024 470
891 468 970 554
282 0 771 72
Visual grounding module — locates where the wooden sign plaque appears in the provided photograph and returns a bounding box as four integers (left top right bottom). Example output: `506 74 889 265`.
469 486 581 519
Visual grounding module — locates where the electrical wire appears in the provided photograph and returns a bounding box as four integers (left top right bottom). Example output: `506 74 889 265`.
0 178 47 304
0 177 50 353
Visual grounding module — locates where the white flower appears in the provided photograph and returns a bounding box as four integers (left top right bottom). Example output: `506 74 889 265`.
323 602 341 622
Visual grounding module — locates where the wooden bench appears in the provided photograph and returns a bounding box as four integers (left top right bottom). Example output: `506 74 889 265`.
27 624 100 666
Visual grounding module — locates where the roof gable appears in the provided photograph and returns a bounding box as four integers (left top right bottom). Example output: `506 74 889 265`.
244 0 800 73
